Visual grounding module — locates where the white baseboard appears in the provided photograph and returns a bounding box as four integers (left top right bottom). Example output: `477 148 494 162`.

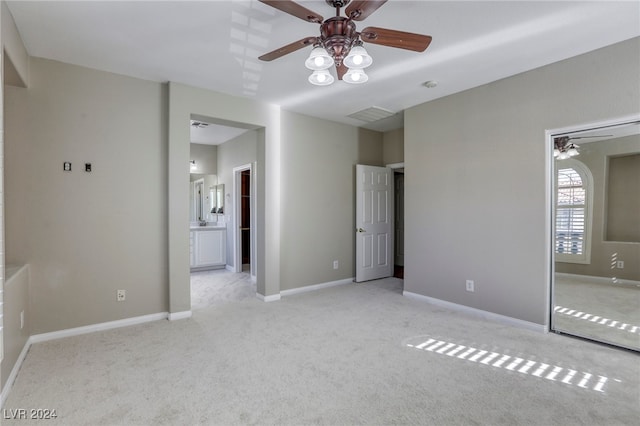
1 312 169 409
225 265 234 272
280 278 353 297
403 291 546 333
29 312 169 344
1 338 31 409
555 272 640 287
168 311 192 321
257 293 281 302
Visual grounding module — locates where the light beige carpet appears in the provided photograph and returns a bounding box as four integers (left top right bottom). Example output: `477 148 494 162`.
3 278 639 425
553 274 640 350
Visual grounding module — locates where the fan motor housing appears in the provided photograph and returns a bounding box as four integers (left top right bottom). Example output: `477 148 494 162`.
320 17 357 63
326 0 351 8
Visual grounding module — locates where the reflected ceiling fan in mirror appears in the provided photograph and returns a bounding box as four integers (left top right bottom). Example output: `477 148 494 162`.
258 0 432 85
553 135 612 160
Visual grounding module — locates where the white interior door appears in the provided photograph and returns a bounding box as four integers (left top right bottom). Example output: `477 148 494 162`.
356 165 394 282
395 173 405 266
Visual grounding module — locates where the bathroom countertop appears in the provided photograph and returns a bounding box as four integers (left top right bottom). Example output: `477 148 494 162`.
190 225 226 231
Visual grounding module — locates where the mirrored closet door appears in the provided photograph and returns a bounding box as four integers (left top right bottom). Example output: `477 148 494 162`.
551 118 640 351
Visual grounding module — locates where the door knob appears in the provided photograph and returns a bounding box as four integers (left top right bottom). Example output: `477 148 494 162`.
356 228 366 233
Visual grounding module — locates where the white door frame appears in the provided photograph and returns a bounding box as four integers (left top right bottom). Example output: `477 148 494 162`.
233 163 256 279
355 164 394 282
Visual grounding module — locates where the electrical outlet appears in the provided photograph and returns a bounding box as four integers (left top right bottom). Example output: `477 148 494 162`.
466 280 475 292
333 260 339 270
617 260 624 269
117 289 126 301
20 311 24 329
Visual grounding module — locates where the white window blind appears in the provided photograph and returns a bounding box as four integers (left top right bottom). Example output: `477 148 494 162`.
556 167 585 255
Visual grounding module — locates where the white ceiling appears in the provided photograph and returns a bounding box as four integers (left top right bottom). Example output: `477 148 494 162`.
190 121 250 145
7 0 640 140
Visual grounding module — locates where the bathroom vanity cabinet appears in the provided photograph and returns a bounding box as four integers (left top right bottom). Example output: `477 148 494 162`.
190 227 226 270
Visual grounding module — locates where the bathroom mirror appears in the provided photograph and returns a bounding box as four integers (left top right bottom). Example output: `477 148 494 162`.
190 174 218 223
551 118 640 351
209 184 224 215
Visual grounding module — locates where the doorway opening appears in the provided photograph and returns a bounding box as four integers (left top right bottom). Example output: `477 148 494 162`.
234 163 256 279
393 169 404 279
241 170 251 271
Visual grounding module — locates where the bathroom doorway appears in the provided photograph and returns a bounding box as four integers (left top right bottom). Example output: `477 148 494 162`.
234 163 255 279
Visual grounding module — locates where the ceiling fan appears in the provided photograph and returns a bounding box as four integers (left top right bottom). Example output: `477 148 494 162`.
553 135 612 159
258 0 432 85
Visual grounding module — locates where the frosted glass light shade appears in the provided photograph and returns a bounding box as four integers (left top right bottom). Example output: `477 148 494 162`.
305 46 333 70
344 45 372 69
343 68 368 84
308 69 334 86
567 144 579 157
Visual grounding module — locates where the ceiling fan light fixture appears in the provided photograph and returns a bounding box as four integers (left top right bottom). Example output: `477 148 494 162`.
305 46 333 70
308 69 335 86
343 68 368 84
567 144 579 157
344 44 372 69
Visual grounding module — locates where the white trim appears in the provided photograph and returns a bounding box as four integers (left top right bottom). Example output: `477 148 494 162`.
30 312 169 344
168 311 192 321
386 162 405 170
225 264 234 272
547 114 640 333
555 272 640 288
402 291 547 333
281 278 353 297
0 338 30 408
1 312 169 407
256 293 281 302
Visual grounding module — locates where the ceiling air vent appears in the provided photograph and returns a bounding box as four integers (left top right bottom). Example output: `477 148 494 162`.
190 120 210 128
347 106 396 123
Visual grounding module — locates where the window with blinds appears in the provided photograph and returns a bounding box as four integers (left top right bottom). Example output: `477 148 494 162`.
556 167 585 255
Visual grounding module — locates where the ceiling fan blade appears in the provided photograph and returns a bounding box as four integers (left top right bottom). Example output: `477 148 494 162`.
258 37 318 61
259 0 323 23
360 27 432 52
345 0 388 21
336 62 348 80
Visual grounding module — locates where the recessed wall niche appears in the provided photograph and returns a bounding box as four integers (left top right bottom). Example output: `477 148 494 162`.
606 153 640 242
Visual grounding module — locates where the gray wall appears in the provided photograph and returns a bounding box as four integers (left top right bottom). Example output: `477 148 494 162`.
405 37 640 325
189 143 217 175
383 128 404 165
0 266 29 389
1 0 30 395
5 57 169 334
280 111 383 290
607 153 639 243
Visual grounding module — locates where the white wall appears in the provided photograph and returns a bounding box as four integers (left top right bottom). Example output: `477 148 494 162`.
404 37 640 325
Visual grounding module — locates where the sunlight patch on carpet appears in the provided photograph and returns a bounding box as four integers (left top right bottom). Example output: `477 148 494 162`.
554 306 640 334
405 336 620 393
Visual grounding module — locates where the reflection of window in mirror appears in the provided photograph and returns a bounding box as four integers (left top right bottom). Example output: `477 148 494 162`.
606 153 640 242
555 159 593 264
